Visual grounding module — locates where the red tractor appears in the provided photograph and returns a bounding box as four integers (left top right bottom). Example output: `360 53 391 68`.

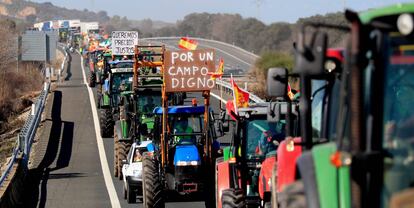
215 101 299 208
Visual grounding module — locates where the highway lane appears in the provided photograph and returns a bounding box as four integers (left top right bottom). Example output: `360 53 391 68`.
80 54 232 207
21 52 113 208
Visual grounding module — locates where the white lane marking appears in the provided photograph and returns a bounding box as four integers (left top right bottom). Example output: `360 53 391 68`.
211 92 227 104
197 42 252 66
80 56 121 208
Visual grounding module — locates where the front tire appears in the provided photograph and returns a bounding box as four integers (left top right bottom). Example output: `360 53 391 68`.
221 188 245 208
142 153 165 208
114 130 119 177
278 181 305 208
100 109 113 138
88 72 96 87
118 141 131 180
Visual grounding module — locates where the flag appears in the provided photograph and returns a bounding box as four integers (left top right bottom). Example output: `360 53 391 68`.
287 83 295 100
178 37 198 50
231 74 249 114
208 58 224 80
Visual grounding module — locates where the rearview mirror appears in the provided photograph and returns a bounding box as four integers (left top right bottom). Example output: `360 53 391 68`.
122 159 128 165
294 30 327 76
267 67 288 98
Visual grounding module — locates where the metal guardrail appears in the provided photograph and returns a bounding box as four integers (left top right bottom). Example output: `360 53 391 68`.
0 45 68 188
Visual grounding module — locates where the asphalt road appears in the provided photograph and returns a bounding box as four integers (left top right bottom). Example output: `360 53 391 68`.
21 38 252 207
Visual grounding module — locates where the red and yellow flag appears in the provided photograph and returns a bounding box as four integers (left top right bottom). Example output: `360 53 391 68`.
178 37 198 50
208 58 224 80
287 83 295 100
231 75 249 114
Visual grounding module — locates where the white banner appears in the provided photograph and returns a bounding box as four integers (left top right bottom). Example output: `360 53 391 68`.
111 31 139 55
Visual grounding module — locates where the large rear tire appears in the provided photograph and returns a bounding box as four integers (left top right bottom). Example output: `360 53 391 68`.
278 181 305 208
114 130 119 177
142 153 165 208
221 188 245 208
100 109 113 138
118 141 131 180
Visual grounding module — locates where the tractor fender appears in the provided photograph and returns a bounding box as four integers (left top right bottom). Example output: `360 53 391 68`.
114 121 123 141
259 151 277 200
216 157 231 208
277 137 302 192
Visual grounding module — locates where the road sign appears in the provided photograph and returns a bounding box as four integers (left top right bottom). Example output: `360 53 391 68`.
164 49 216 92
111 31 139 55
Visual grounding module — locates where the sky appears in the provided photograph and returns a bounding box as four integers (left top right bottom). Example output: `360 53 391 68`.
31 0 413 24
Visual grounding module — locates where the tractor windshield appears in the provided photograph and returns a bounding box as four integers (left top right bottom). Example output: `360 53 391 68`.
111 73 133 92
169 114 204 145
138 94 162 114
382 33 414 207
245 119 285 160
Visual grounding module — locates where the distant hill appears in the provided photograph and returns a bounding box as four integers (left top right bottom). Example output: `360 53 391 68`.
0 0 174 33
0 0 348 53
150 12 349 54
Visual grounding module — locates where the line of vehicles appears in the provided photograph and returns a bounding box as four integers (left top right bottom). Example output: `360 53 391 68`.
72 2 414 207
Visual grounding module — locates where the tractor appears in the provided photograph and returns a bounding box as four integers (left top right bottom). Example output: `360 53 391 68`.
99 60 135 138
215 101 299 208
140 50 220 207
113 45 164 179
141 102 219 207
270 3 414 208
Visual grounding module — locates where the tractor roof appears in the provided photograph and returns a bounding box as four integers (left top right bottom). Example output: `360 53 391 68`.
110 68 134 73
108 60 134 64
153 106 206 115
359 3 414 25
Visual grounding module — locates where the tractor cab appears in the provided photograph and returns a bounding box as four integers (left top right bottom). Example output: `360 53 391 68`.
216 102 298 208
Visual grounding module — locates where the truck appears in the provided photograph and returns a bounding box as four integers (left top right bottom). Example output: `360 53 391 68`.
80 22 99 35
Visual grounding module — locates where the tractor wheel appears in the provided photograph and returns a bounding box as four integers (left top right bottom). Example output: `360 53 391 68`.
88 72 96 87
127 182 136 203
278 181 305 208
221 188 245 208
271 165 278 208
100 109 113 138
118 141 131 180
142 153 165 208
113 130 119 177
123 185 127 199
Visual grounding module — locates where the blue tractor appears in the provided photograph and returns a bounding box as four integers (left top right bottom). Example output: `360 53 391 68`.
141 102 220 207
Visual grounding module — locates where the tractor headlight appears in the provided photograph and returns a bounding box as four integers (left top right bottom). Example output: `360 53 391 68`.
398 13 414 36
176 161 200 166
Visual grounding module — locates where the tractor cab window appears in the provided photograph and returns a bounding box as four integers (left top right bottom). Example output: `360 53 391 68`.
138 94 162 114
111 62 133 69
311 80 326 139
111 73 133 92
170 114 204 145
245 119 285 160
382 33 414 207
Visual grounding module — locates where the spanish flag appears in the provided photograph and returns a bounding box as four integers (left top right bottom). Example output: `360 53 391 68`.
208 58 224 80
231 74 249 114
178 37 198 50
287 83 295 100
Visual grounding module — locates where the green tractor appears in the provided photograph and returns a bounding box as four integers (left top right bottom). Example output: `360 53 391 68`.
274 3 414 208
100 60 135 138
113 46 164 179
